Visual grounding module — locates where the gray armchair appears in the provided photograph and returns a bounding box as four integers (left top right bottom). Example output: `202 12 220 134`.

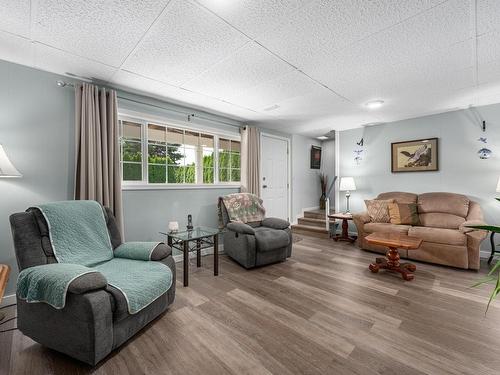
219 198 293 268
9 207 175 365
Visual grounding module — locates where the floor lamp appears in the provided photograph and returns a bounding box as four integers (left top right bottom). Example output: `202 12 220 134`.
0 144 22 321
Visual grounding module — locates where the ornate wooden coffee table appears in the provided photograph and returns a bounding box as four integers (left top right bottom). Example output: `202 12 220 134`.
366 232 422 281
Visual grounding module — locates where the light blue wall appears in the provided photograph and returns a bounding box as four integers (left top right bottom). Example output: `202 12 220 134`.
291 134 322 221
339 103 500 252
0 60 75 295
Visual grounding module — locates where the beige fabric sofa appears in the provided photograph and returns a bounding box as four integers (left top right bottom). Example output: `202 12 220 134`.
352 192 487 270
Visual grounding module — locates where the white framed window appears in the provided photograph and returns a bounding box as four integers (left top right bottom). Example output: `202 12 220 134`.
119 115 241 188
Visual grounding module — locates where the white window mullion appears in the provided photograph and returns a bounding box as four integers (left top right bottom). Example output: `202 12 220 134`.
142 121 148 184
214 135 219 184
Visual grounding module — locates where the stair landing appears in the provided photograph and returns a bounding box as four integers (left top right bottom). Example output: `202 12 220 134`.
292 209 335 239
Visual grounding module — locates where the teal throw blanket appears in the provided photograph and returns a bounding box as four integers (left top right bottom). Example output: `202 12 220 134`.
94 258 172 314
17 263 101 309
36 200 113 266
24 200 173 314
114 242 161 261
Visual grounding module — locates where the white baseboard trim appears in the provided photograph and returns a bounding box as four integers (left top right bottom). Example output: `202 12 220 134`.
1 293 16 307
293 205 320 225
173 245 224 263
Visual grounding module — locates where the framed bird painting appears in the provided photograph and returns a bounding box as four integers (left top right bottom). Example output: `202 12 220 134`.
391 138 438 173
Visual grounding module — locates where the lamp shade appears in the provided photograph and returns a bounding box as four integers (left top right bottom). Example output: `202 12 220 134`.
496 176 500 193
0 145 22 177
339 177 356 191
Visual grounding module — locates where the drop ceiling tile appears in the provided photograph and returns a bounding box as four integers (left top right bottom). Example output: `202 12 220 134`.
32 0 170 67
477 32 500 65
194 0 311 39
183 42 295 100
122 0 249 86
477 0 500 36
111 70 260 120
228 70 326 110
34 43 117 81
257 0 445 69
0 0 30 37
0 31 34 66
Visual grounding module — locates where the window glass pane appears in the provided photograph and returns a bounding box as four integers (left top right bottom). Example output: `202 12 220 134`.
167 127 183 145
219 138 231 151
231 168 241 182
148 144 166 164
230 152 240 168
122 141 142 162
168 165 184 183
148 124 166 144
185 165 196 183
123 163 142 181
167 146 184 165
219 168 230 182
219 150 230 168
203 168 214 183
184 146 196 166
200 133 214 148
184 131 199 147
123 121 142 140
148 165 166 183
203 149 214 168
231 140 241 152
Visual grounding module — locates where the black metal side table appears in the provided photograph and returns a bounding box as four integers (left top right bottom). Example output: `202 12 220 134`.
488 232 499 264
160 227 221 287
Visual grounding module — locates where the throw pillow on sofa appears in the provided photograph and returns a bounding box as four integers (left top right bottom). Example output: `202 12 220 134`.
388 202 420 225
364 199 393 223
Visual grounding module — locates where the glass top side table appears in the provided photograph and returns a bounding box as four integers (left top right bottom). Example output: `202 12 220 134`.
160 226 222 287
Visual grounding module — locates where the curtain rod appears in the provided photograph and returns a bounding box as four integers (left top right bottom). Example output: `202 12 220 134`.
56 80 242 129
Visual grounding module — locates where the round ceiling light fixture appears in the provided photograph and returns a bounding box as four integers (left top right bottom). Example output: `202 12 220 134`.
365 100 384 109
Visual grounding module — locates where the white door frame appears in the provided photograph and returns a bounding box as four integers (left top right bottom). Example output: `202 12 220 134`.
260 132 291 221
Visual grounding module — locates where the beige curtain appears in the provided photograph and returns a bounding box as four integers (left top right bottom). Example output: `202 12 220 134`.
75 83 123 231
240 126 260 196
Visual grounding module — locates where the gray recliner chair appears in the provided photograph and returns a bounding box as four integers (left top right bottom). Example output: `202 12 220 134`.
9 207 176 366
219 197 293 269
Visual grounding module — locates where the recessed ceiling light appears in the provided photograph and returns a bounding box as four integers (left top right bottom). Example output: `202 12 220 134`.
317 136 329 140
365 100 384 109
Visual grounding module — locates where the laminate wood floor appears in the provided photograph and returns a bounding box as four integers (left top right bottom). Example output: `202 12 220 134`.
2 235 500 375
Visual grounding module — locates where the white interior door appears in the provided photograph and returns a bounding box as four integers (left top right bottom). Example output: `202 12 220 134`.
261 134 289 220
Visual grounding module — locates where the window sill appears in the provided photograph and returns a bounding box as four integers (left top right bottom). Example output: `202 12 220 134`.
122 183 241 191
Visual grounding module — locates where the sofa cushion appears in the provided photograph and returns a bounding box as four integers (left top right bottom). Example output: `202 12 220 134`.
417 192 469 217
419 213 465 229
377 192 418 204
388 203 420 225
255 229 290 252
365 199 393 223
408 226 466 246
364 222 411 234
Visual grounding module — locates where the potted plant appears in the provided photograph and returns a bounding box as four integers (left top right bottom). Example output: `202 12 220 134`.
467 198 500 312
319 173 327 210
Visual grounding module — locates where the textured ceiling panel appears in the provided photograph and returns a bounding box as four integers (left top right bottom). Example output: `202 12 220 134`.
0 0 30 37
195 0 311 39
477 32 500 64
327 41 474 104
226 70 327 110
477 0 500 36
0 31 34 67
478 59 500 85
111 70 261 120
32 0 170 67
257 0 444 69
183 42 295 100
34 43 117 82
122 0 248 86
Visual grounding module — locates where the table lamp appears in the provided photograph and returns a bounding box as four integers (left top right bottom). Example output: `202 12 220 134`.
0 144 20 321
339 177 356 214
0 144 22 177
